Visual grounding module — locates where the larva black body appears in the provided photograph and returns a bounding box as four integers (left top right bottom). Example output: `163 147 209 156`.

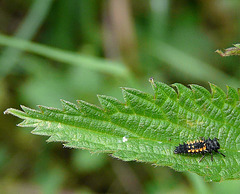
174 137 225 162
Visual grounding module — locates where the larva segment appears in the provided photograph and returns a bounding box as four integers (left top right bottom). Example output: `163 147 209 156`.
174 137 226 162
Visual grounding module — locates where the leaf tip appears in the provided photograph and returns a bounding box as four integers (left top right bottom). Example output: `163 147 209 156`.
20 105 35 113
60 99 65 103
97 94 107 102
188 84 195 90
149 77 154 84
4 108 13 115
215 49 225 57
76 99 84 105
37 105 44 112
233 43 240 48
3 106 27 119
20 104 27 109
171 83 185 98
120 87 126 91
120 87 131 94
96 94 105 99
208 82 215 93
149 77 156 88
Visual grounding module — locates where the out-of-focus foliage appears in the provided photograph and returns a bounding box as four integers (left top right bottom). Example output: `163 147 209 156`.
1 0 240 193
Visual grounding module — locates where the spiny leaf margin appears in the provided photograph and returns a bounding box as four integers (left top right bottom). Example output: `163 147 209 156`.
4 79 240 182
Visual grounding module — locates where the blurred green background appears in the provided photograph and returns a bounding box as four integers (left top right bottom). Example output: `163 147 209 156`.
1 0 240 193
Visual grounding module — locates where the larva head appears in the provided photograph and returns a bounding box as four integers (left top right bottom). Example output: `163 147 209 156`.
212 137 220 150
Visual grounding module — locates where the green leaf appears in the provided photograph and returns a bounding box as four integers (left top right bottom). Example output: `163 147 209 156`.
216 44 240 57
4 80 240 182
0 33 130 78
